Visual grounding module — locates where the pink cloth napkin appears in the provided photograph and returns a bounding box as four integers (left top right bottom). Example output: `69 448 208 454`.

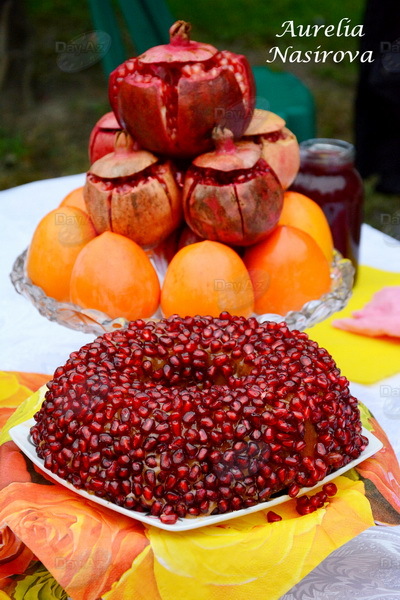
332 287 400 338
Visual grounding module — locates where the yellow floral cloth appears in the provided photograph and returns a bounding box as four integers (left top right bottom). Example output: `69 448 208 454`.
0 372 399 600
306 266 400 384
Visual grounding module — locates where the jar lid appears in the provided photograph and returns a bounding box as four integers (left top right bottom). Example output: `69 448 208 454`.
299 138 354 165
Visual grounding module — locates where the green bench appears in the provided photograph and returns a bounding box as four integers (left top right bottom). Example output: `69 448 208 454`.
252 66 316 142
88 0 316 141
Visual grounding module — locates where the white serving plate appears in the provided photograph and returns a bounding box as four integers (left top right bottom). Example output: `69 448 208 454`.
10 419 382 532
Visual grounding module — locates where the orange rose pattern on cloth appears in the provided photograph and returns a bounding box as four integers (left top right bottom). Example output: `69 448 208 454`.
0 484 149 600
0 441 31 491
0 524 35 582
355 404 400 521
0 371 399 600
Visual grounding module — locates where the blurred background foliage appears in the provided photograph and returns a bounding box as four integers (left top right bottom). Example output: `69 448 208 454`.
0 0 398 234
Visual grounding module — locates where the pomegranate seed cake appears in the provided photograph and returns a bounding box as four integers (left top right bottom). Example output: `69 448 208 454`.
31 313 368 524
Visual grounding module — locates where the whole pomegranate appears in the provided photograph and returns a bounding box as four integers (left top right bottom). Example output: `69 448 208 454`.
88 111 122 164
183 128 284 246
109 20 255 158
244 109 300 189
84 132 182 248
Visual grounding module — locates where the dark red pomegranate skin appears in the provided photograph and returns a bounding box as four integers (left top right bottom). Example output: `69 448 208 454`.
84 133 182 249
109 22 255 158
31 313 367 524
88 111 122 164
183 158 283 246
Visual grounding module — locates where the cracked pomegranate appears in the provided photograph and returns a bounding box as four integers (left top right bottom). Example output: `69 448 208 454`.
31 314 368 524
183 128 283 246
84 131 182 249
244 109 300 190
109 20 255 158
88 111 122 164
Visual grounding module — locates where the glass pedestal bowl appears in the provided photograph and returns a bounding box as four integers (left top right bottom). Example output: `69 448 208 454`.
10 248 354 336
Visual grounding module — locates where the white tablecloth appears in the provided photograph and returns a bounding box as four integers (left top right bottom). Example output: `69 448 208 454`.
1 174 400 599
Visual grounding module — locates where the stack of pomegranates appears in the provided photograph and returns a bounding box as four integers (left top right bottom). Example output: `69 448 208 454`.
85 20 300 252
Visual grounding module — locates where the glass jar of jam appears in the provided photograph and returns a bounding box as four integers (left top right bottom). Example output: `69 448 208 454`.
290 139 364 274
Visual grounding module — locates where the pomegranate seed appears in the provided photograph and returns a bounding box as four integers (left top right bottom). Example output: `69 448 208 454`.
165 474 177 490
323 482 338 497
231 497 243 510
159 513 178 524
311 491 327 507
172 449 185 464
151 501 163 516
160 452 171 470
142 418 154 432
188 507 200 516
183 411 196 424
143 487 153 501
258 487 272 501
197 448 208 461
267 511 282 523
90 478 104 491
198 429 208 443
124 497 136 509
189 465 201 480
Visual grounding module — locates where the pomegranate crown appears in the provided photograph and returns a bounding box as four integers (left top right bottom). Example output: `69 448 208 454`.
212 127 237 155
192 126 261 171
169 20 192 45
138 19 217 65
114 130 140 154
89 130 158 177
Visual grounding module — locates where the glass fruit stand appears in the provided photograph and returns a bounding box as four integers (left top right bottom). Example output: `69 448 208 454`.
10 246 354 335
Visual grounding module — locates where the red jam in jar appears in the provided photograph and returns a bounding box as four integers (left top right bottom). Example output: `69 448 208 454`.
290 139 364 273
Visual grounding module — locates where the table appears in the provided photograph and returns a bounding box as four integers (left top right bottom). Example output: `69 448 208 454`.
1 175 400 599
1 173 399 458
